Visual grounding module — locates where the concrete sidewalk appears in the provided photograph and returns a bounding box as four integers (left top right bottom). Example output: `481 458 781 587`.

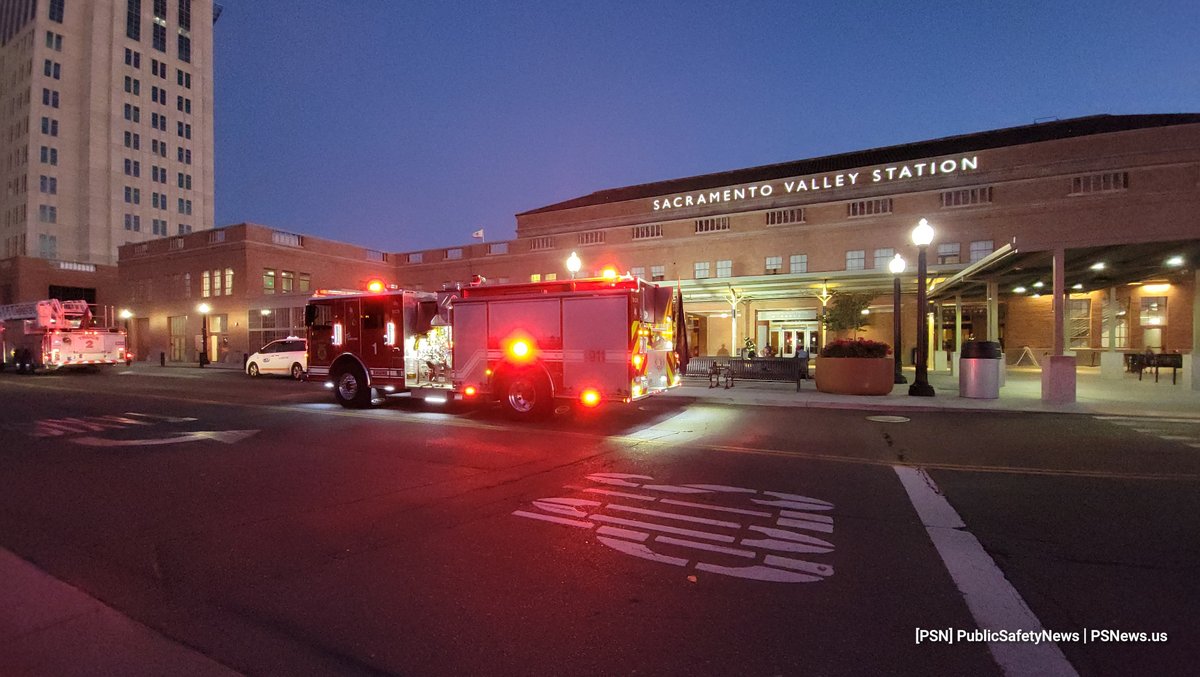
675 364 1200 419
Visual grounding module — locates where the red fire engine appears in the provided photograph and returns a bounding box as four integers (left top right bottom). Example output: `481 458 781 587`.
304 275 688 418
0 299 129 372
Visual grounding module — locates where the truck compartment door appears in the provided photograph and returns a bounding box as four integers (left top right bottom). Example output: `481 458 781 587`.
563 296 628 397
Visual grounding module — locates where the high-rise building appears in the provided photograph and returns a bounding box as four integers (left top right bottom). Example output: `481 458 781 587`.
0 0 215 305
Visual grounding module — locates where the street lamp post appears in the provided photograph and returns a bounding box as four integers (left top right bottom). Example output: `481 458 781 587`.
908 219 935 396
197 302 211 367
119 309 133 363
566 251 582 279
888 254 907 384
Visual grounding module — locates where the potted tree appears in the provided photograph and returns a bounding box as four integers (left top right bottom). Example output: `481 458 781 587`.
815 292 893 395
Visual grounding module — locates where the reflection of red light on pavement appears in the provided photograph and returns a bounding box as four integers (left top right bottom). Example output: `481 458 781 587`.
580 389 601 407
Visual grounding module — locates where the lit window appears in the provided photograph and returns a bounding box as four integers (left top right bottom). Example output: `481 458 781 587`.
694 261 711 279
845 250 865 271
765 256 783 274
874 248 894 269
716 260 732 278
789 254 807 273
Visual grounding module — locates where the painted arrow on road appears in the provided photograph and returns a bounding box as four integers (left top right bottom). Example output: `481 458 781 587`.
72 430 259 447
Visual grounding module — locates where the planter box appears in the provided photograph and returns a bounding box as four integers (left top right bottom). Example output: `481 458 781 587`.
814 357 894 395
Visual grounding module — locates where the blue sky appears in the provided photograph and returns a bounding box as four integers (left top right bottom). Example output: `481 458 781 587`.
212 1 1199 251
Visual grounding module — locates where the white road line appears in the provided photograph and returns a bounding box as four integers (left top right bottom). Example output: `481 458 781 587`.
590 514 737 543
780 510 834 523
1157 435 1197 441
894 466 1078 677
776 518 834 534
660 498 772 517
596 525 649 542
583 488 657 501
607 504 740 528
511 511 593 529
655 536 756 558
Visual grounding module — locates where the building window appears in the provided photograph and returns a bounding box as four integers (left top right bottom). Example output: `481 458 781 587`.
124 186 140 204
124 48 141 68
366 250 387 262
651 265 665 281
178 224 191 235
38 205 58 223
848 198 892 217
46 31 63 50
49 0 65 23
42 88 60 108
445 247 463 260
632 224 662 240
178 34 191 63
941 186 993 208
873 248 894 269
969 240 994 263
406 252 423 264
1068 299 1091 349
790 254 808 273
936 243 961 265
41 117 59 136
765 255 783 274
169 237 184 250
38 234 57 258
716 260 732 278
201 270 211 297
766 208 804 226
487 242 508 255
845 250 865 271
151 218 166 235
39 176 57 194
271 231 303 247
126 0 141 40
530 236 554 251
578 230 605 246
694 261 711 279
152 23 166 52
124 214 140 231
630 266 645 278
694 217 730 234
208 230 225 244
43 60 61 81
529 273 542 283
281 271 294 294
1139 296 1167 327
299 273 311 293
1071 171 1128 195
262 269 276 294
40 147 58 165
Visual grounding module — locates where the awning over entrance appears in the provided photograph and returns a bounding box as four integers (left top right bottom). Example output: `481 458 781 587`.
928 239 1200 301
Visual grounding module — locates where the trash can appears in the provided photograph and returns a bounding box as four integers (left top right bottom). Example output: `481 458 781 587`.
959 341 1002 399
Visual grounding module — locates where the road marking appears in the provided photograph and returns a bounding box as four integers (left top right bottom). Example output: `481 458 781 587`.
73 430 259 447
894 465 1078 677
515 473 836 583
866 415 911 423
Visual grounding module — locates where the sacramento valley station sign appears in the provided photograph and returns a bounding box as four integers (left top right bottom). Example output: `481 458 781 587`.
650 155 980 211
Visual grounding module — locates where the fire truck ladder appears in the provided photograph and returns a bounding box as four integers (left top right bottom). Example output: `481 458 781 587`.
0 299 93 329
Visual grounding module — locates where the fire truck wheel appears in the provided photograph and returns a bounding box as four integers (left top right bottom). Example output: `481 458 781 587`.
247 362 260 377
499 371 552 420
291 363 304 380
333 365 372 408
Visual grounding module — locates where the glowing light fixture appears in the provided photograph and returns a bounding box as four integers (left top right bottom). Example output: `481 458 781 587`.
1089 262 1106 271
1072 283 1083 290
366 279 386 293
1013 286 1027 293
566 251 582 279
1165 255 1184 267
601 267 618 280
888 253 906 275
1142 283 1171 294
1032 281 1044 289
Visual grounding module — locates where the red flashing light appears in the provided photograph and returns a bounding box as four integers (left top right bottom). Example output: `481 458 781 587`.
631 353 644 370
580 389 601 407
366 279 386 293
464 385 478 397
502 334 537 364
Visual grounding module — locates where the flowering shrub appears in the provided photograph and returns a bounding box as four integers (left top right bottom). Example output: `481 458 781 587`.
819 338 891 358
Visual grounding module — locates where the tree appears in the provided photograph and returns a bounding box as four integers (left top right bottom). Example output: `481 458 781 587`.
821 291 875 334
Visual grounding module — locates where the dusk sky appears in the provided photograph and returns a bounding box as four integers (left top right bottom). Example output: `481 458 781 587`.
212 1 1199 253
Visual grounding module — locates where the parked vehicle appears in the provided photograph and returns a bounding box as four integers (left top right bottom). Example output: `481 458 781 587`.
245 337 307 379
0 299 129 373
305 275 687 418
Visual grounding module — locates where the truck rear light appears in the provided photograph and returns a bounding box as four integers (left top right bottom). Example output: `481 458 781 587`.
503 335 536 363
366 279 386 293
631 353 644 370
464 385 478 397
580 389 601 407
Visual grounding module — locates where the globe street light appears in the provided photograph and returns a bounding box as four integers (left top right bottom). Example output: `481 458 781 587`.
566 251 582 279
197 302 211 367
888 253 908 385
908 219 935 396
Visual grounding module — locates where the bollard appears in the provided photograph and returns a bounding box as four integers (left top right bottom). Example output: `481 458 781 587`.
160 351 165 367
243 352 249 368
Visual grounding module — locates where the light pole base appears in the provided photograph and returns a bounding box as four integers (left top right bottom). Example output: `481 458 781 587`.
908 381 935 397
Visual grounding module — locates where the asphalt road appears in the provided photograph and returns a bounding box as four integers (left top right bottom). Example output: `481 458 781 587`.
0 365 1196 676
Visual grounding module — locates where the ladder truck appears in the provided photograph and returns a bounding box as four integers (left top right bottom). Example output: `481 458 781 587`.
305 275 688 418
0 300 130 373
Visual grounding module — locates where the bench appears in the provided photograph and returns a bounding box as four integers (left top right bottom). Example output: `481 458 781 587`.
1132 353 1183 384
